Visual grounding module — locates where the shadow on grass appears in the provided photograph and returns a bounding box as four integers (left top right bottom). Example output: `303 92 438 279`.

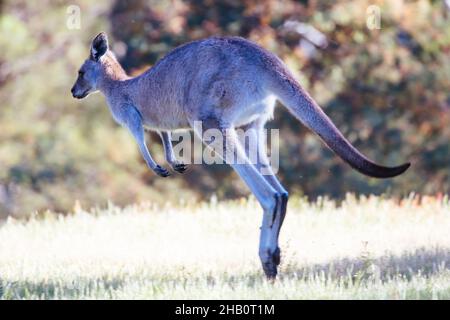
281 246 450 282
0 275 130 299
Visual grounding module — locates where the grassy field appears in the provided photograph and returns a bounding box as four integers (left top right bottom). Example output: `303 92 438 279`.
0 194 449 300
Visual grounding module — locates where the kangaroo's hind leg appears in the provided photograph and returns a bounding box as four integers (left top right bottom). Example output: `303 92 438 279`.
191 116 282 278
238 118 289 267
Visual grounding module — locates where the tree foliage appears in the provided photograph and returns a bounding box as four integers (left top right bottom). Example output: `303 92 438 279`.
0 0 449 217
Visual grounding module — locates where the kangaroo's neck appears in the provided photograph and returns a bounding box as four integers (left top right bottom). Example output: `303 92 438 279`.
97 52 130 93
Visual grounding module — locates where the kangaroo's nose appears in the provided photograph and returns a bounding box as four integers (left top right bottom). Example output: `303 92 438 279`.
71 87 75 97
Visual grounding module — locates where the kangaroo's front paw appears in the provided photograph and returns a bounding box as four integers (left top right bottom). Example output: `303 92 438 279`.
154 165 170 177
172 162 187 173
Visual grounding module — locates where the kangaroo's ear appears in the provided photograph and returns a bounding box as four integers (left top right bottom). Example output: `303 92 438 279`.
90 32 109 61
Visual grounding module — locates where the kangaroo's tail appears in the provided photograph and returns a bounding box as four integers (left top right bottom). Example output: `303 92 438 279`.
271 75 410 178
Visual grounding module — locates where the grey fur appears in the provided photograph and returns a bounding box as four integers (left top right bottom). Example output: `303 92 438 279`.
71 33 410 278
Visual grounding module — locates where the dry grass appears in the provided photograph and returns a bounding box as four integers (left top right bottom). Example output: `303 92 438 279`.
0 194 449 299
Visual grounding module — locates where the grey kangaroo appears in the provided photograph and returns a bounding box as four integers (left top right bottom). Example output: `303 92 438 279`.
71 32 410 278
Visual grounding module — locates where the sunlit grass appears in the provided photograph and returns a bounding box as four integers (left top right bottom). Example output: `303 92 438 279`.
0 194 449 299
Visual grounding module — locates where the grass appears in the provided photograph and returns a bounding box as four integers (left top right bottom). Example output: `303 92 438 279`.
0 194 449 299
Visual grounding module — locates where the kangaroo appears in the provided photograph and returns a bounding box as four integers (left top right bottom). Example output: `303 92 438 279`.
71 32 410 278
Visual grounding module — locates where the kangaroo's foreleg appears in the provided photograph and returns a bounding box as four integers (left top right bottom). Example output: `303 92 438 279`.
158 131 187 173
121 105 170 177
239 118 289 267
192 117 282 278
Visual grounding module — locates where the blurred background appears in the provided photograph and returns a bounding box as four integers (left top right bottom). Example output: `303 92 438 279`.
0 0 449 218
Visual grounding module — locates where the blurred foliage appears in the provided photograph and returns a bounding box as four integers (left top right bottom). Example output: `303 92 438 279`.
0 0 449 217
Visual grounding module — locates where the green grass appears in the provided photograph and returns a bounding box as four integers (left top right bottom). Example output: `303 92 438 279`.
0 194 449 299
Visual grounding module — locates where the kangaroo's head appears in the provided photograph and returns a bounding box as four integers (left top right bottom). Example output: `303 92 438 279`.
71 32 109 99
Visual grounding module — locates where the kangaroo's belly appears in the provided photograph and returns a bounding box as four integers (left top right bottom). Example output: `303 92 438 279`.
139 104 190 130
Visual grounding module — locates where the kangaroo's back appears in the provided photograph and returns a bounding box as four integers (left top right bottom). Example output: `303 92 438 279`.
132 37 281 126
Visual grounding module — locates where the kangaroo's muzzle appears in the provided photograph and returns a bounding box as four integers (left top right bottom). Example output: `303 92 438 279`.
71 86 88 99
